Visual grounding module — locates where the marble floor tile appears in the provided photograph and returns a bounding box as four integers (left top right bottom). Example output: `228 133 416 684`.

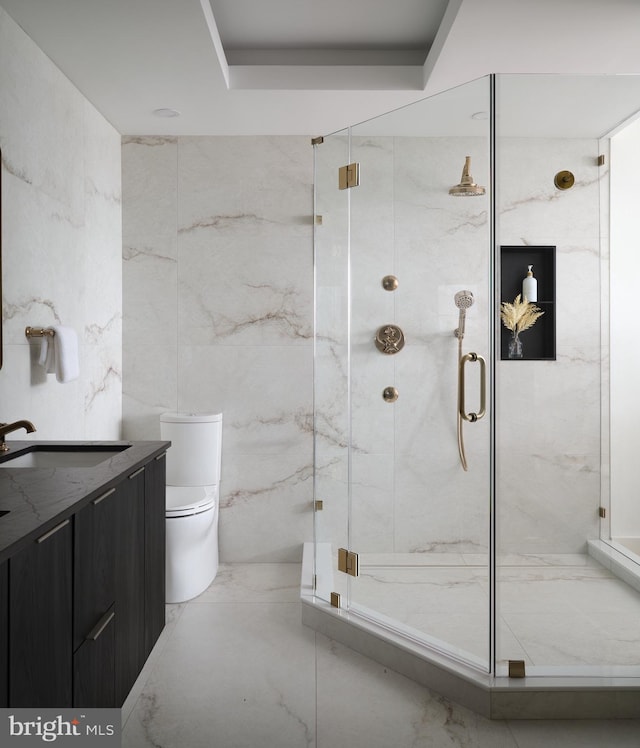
193 562 302 603
122 562 640 748
123 602 316 748
507 720 640 748
316 636 518 748
121 602 187 726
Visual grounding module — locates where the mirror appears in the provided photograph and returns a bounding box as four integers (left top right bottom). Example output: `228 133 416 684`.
0 146 3 370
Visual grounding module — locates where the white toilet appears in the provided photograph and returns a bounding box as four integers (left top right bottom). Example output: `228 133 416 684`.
160 412 222 603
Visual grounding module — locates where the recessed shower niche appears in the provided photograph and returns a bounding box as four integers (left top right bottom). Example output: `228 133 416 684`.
306 73 640 719
500 245 556 360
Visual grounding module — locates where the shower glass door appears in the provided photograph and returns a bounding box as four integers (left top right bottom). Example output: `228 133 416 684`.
314 76 494 671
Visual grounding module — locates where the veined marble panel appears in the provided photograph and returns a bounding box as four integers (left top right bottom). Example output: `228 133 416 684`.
0 11 85 225
497 450 600 554
121 344 178 440
218 452 312 563
1 7 122 440
121 137 178 238
122 135 314 561
2 174 85 344
177 344 311 455
177 231 312 346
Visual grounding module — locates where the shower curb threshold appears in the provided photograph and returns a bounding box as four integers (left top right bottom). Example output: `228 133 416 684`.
300 543 640 720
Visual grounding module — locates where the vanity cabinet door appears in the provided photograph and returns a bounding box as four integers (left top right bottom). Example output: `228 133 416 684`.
115 467 145 705
144 452 166 657
73 604 115 707
73 486 117 706
0 561 7 707
9 519 73 707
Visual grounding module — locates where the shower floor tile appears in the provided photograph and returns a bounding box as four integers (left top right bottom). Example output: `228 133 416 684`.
350 553 640 668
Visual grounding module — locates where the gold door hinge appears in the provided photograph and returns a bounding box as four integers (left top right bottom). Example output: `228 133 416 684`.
508 660 526 678
311 136 324 146
330 592 341 608
338 548 359 577
599 506 606 518
597 154 605 166
338 162 360 190
314 500 324 511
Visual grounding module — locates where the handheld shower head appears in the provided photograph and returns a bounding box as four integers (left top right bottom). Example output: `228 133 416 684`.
454 290 474 310
454 290 474 339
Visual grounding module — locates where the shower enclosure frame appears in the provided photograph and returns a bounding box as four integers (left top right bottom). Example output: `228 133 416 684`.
302 73 640 719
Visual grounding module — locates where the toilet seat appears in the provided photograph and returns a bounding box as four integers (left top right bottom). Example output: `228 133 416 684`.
166 485 217 518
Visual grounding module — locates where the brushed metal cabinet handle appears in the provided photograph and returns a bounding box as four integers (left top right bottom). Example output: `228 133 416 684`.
92 487 116 506
128 466 145 480
36 519 70 544
87 609 115 641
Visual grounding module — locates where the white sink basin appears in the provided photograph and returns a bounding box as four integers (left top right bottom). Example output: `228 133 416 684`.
0 448 126 468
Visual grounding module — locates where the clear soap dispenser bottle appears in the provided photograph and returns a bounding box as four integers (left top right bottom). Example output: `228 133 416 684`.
522 264 537 302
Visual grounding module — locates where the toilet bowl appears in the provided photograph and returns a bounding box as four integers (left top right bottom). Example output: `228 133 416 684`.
160 412 222 603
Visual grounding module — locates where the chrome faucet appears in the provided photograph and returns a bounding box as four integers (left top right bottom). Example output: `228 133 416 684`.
0 420 37 452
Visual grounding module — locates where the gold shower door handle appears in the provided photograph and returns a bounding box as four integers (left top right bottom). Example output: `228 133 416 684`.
458 352 486 423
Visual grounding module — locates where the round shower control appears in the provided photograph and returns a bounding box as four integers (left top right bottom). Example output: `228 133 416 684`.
375 324 405 354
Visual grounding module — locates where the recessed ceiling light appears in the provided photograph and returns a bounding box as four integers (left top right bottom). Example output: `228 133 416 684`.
153 108 181 118
471 111 488 120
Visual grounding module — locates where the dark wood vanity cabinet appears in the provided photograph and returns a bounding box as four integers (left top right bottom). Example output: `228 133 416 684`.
73 485 117 707
0 562 8 706
115 466 146 705
114 454 166 703
144 453 166 657
0 450 167 709
9 518 73 707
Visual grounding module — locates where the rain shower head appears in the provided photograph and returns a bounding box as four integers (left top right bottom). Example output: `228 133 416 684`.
449 157 485 197
454 290 474 339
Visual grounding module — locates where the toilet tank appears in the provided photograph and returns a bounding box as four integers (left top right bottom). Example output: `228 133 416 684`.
160 412 222 486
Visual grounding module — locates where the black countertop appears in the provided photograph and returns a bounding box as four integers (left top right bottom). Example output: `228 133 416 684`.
0 440 170 564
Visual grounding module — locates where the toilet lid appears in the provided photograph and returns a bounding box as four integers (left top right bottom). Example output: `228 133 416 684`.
166 485 217 516
161 411 222 423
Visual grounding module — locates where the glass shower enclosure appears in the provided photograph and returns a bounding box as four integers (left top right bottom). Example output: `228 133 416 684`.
305 73 640 719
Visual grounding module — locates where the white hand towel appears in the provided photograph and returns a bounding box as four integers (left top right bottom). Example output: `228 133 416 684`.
51 325 79 383
38 334 56 373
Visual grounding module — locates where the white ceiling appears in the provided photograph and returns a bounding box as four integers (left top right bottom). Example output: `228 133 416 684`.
1 0 640 137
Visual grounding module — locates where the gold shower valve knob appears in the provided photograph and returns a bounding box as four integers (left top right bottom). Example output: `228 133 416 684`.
375 324 405 354
554 170 575 190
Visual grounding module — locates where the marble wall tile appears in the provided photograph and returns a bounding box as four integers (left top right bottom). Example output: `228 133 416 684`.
122 135 314 562
218 452 313 562
497 137 603 556
122 124 604 566
121 137 178 239
121 345 178 440
0 7 121 440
